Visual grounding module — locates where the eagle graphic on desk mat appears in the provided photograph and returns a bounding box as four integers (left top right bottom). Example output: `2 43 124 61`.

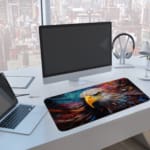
44 78 149 131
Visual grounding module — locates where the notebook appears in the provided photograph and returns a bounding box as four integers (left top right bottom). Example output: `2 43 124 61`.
44 78 150 131
0 73 47 135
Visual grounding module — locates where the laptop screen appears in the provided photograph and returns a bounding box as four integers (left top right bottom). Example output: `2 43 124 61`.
0 73 17 120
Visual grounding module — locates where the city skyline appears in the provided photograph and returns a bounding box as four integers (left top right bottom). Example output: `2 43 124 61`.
0 0 150 70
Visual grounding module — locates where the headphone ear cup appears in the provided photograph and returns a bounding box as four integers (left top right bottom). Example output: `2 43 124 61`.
125 52 132 59
113 51 120 59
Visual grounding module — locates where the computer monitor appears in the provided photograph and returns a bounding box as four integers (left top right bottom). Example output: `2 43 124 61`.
39 22 112 84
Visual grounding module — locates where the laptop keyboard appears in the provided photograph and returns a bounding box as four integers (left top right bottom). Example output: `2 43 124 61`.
0 104 34 129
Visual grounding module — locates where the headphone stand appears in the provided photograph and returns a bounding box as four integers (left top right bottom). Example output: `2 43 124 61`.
114 50 134 68
114 64 134 69
112 33 135 69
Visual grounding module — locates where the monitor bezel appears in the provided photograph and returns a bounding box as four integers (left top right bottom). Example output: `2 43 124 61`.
39 22 112 84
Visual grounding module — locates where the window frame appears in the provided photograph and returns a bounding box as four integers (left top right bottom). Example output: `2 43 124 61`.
41 0 51 25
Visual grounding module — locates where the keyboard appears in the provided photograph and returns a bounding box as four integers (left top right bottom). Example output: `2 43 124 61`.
0 104 34 129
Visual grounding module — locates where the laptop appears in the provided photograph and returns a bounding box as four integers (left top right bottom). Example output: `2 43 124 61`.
0 73 47 135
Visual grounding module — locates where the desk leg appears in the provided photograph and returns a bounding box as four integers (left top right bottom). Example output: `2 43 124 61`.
134 131 150 149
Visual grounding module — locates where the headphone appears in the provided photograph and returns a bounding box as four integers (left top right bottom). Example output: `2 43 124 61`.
112 33 135 59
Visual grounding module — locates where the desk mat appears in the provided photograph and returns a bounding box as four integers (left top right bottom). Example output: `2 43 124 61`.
44 78 149 131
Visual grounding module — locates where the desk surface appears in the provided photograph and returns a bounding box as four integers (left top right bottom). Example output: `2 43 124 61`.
1 57 150 150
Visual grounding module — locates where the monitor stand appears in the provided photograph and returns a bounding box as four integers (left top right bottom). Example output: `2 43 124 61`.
66 78 95 88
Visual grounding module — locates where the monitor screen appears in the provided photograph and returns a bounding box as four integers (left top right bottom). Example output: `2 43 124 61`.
39 22 112 83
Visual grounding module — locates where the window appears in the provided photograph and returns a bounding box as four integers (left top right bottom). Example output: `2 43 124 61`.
1 0 150 71
48 0 150 51
0 0 41 71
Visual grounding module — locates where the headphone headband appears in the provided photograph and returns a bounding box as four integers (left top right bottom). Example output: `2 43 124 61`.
112 33 135 50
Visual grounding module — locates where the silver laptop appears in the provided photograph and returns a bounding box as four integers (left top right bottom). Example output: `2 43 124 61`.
0 73 47 135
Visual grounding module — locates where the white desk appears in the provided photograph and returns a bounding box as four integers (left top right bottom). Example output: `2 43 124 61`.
1 57 150 150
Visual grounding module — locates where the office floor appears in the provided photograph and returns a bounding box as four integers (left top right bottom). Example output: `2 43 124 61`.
103 138 148 150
